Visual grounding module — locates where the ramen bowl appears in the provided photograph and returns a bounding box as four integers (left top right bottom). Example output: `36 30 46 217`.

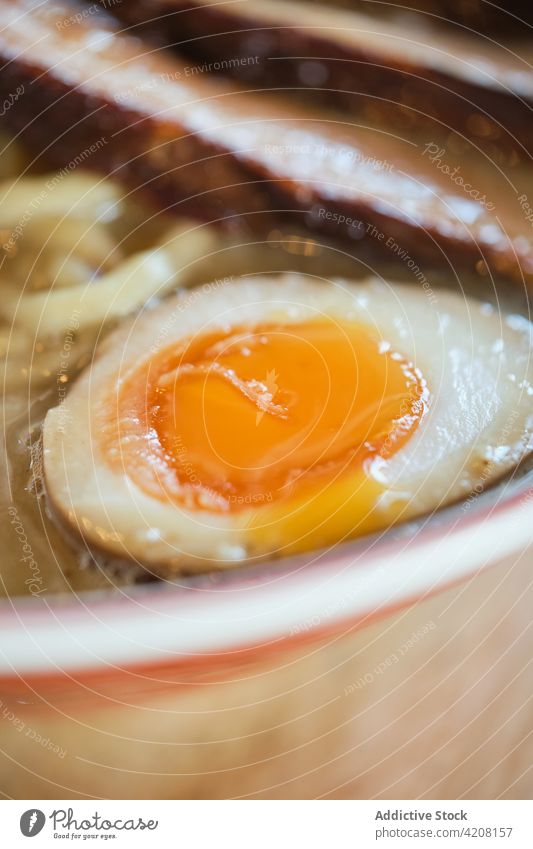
0 473 531 800
0 0 532 799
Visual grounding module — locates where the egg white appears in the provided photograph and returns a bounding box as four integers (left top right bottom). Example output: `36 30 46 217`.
43 275 533 574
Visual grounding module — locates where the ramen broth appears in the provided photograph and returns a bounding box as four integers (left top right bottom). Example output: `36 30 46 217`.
0 137 530 599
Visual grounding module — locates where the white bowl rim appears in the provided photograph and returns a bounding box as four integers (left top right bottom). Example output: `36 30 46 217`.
0 477 532 679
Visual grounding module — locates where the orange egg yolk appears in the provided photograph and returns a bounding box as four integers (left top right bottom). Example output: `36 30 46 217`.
105 318 427 521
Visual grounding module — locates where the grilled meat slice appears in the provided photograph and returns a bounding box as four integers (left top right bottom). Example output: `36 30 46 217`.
0 0 532 283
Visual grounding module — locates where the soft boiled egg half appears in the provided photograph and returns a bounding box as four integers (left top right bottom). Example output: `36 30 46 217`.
43 275 533 574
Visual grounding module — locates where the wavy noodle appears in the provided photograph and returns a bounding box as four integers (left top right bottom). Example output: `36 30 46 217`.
2 224 220 336
0 134 227 398
0 134 360 396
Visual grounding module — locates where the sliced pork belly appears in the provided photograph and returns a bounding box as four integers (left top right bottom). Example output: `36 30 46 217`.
116 0 533 160
0 0 532 283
